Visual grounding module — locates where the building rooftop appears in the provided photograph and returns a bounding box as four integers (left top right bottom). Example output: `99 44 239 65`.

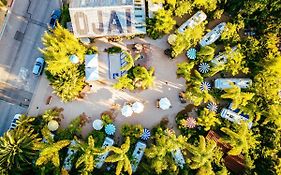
70 0 133 8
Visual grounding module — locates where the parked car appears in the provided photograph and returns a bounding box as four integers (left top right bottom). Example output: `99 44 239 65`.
49 9 61 28
244 28 256 36
220 108 252 128
32 57 45 75
199 22 226 47
214 78 252 89
9 114 21 130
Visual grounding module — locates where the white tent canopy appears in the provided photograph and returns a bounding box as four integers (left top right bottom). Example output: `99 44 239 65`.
85 67 99 82
132 101 144 114
85 54 98 67
159 97 171 110
85 54 99 82
121 105 133 117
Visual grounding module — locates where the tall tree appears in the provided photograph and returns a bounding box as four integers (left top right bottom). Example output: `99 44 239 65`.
34 127 70 167
154 9 176 34
75 136 107 175
177 62 195 81
145 128 187 174
114 75 135 91
0 125 41 173
197 108 221 131
221 122 258 155
221 84 255 109
105 137 132 175
186 136 217 174
41 24 86 75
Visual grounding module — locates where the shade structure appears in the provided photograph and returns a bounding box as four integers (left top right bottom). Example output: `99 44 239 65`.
186 48 197 60
198 62 210 73
200 81 211 91
207 102 218 112
132 101 144 114
85 67 99 82
105 124 116 135
48 120 59 131
141 128 151 140
85 54 98 67
69 54 79 64
92 119 104 130
159 97 171 110
121 105 133 117
168 34 177 45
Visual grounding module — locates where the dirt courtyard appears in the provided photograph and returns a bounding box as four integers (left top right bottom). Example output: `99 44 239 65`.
27 36 188 136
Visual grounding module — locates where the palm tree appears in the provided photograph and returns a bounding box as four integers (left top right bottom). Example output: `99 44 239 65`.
197 46 215 62
177 62 195 81
0 125 41 172
42 107 64 123
133 66 155 89
145 128 187 174
121 51 140 71
221 84 255 109
186 136 217 173
75 136 107 175
105 137 132 175
197 108 221 131
34 127 70 167
221 122 258 155
114 75 134 91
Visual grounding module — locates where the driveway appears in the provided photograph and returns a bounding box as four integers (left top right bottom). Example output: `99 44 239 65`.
0 0 61 135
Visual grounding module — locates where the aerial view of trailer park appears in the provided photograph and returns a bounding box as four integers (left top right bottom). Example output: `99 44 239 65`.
0 0 280 174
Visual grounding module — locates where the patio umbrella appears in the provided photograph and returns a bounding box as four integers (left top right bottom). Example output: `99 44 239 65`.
92 119 104 130
141 128 151 140
105 124 116 135
186 48 197 60
200 81 211 91
198 62 210 74
47 120 59 131
167 34 177 45
185 117 197 128
69 54 79 64
121 105 133 117
159 97 171 110
207 102 218 112
132 101 144 114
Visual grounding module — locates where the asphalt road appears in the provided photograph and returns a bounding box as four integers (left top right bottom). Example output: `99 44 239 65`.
0 0 61 135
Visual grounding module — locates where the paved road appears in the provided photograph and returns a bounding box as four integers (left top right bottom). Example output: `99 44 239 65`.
0 0 61 134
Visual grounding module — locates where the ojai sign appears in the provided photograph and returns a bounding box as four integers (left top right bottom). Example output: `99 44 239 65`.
69 6 135 37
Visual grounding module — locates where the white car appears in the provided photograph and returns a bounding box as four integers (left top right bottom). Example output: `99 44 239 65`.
178 11 207 33
32 57 45 76
9 114 21 130
211 46 237 66
63 140 77 171
214 78 252 89
199 22 226 47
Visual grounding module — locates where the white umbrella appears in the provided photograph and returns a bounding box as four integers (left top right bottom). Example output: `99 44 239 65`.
48 120 59 131
121 105 133 117
132 101 144 114
159 97 171 110
92 119 104 130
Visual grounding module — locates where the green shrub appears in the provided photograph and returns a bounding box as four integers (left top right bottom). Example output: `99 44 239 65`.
107 46 122 54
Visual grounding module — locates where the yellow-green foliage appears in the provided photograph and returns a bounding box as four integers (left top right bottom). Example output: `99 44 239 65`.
105 137 132 175
197 108 221 131
221 85 255 109
41 24 86 75
221 122 259 156
155 9 176 34
171 23 205 57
